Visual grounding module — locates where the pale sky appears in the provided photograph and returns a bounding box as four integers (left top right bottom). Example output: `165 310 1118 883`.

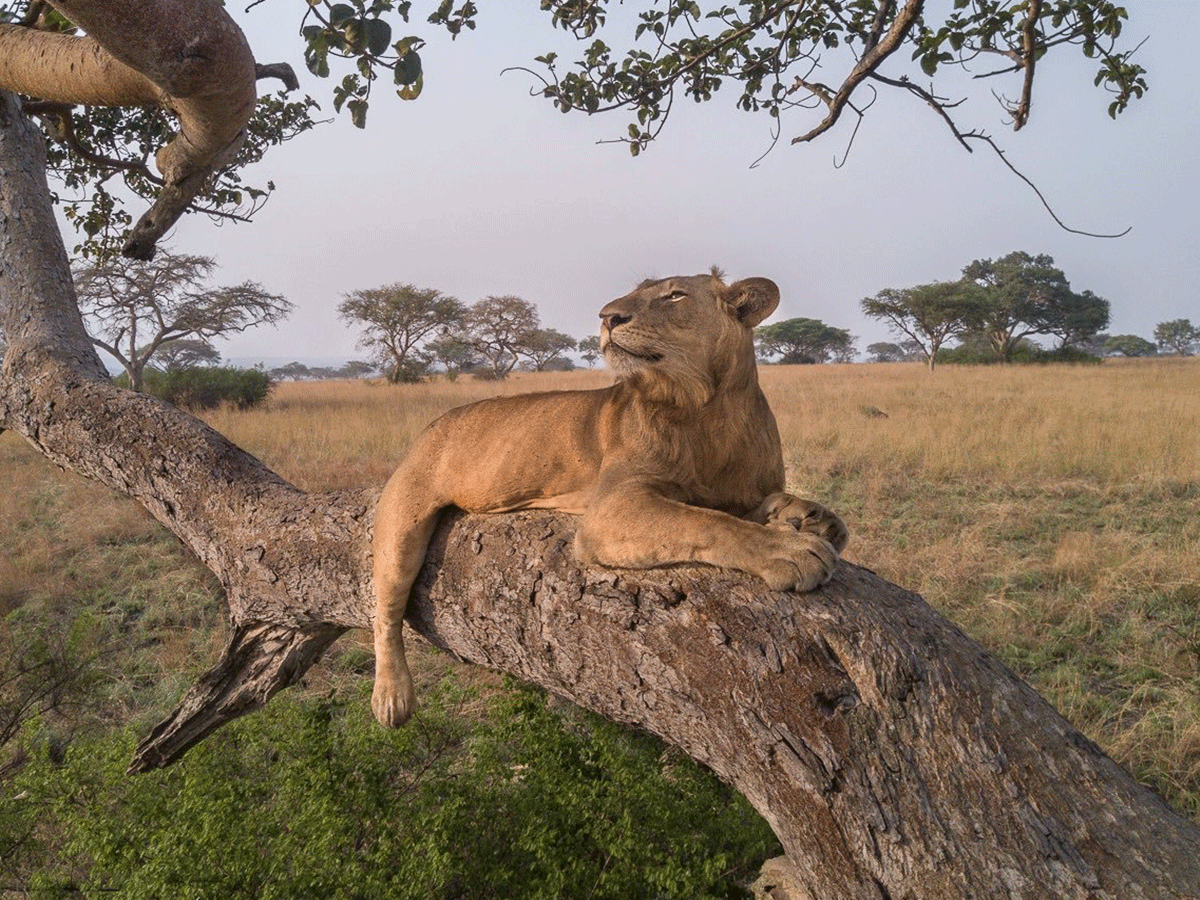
151 3 1199 363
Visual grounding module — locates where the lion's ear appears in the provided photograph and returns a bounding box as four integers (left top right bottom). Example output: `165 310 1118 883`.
723 277 780 327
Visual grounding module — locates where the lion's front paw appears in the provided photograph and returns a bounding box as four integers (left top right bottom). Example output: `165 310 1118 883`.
371 671 417 728
756 529 838 593
761 493 849 553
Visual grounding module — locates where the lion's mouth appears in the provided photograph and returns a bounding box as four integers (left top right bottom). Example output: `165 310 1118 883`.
604 337 662 363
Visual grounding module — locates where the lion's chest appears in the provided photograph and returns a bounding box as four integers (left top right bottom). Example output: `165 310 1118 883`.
650 415 785 515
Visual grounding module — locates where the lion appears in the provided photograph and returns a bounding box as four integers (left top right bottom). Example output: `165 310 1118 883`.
371 272 849 727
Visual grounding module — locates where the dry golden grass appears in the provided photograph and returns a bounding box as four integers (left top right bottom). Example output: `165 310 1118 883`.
2 357 1198 815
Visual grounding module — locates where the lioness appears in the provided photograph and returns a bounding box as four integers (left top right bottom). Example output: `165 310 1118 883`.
371 272 849 727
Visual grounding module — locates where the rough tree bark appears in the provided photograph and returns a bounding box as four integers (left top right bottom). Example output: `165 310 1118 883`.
3 90 1199 898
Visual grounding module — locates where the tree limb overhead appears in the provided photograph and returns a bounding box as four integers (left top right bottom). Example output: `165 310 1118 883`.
0 0 258 259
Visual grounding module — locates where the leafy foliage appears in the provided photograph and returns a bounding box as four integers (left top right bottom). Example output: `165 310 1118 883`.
338 283 466 383
289 0 1149 169
755 317 854 364
114 366 273 411
3 1 1152 255
522 0 1147 156
4 682 777 899
1153 319 1199 356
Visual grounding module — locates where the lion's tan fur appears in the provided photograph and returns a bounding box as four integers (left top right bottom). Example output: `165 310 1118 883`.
370 273 848 727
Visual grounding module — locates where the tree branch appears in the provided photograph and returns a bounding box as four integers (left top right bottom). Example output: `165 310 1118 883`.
0 0 260 259
790 0 924 145
1011 0 1042 130
966 133 1131 238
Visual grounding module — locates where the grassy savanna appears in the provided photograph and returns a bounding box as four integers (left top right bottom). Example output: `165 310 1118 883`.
1 358 1198 894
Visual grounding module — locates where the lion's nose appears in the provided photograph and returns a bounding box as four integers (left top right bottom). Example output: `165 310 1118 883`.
600 311 632 330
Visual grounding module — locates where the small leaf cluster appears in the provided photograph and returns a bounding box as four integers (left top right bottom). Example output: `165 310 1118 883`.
301 0 479 126
536 1 863 155
524 0 1149 156
40 93 319 261
913 1 1146 117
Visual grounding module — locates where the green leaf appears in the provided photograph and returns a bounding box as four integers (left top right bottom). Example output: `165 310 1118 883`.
394 48 422 85
396 72 424 101
366 18 392 56
343 19 369 53
328 3 356 25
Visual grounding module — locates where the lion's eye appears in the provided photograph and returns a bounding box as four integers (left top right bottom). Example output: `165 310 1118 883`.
664 290 687 302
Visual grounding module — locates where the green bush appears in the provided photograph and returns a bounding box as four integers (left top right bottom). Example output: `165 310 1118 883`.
5 682 778 899
117 366 272 410
936 345 1102 366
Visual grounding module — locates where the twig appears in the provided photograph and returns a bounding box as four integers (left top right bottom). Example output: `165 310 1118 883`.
1011 0 1042 130
966 133 1131 238
255 62 300 91
790 0 924 145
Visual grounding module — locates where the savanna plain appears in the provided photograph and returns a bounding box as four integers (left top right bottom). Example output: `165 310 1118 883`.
1 357 1198 898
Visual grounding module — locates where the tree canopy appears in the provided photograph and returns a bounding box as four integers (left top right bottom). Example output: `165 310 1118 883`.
73 249 291 390
1104 333 1157 358
338 282 466 383
0 0 1150 259
457 295 541 379
861 280 988 371
756 317 854 364
1153 319 1199 356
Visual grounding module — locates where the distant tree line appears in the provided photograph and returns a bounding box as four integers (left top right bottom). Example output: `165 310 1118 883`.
269 360 378 381
337 284 587 382
61 250 1196 398
859 250 1198 369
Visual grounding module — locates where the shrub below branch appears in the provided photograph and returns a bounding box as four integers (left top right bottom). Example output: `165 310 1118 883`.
114 366 272 410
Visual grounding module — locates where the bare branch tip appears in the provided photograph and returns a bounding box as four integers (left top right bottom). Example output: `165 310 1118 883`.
255 62 300 92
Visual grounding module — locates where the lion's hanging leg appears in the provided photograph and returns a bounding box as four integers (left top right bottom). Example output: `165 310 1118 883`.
371 474 442 728
748 492 850 553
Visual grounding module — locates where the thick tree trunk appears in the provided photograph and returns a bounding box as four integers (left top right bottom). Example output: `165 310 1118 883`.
2 91 1199 899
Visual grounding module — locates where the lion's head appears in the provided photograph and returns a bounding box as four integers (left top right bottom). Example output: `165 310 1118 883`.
598 272 780 407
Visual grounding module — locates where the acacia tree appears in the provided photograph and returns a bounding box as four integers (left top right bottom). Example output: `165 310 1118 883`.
337 282 465 383
3 3 1200 897
1154 319 1200 356
520 328 578 372
861 281 988 371
425 333 483 377
756 317 853 364
1105 334 1157 357
458 295 540 379
157 338 222 371
74 250 291 390
962 251 1084 362
578 335 601 368
866 342 905 363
